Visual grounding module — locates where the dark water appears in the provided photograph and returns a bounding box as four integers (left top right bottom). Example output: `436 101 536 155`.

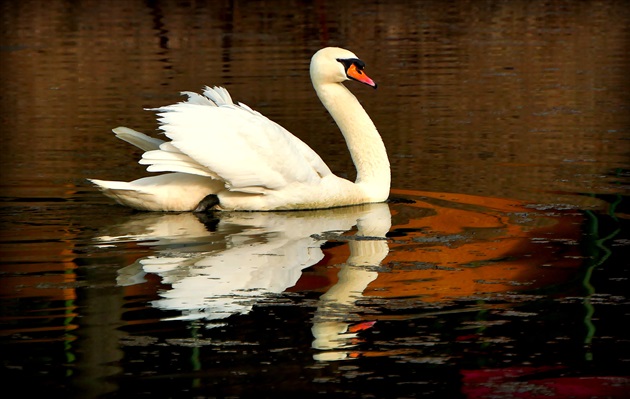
1 1 629 398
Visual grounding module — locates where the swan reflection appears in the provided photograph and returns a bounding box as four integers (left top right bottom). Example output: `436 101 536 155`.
97 203 392 358
310 208 391 360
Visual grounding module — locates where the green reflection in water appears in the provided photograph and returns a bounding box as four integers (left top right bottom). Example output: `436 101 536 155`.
582 192 623 361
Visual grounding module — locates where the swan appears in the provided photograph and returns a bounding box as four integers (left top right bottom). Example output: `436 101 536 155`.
89 47 390 211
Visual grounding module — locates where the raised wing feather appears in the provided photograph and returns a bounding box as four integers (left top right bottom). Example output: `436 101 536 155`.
152 88 332 193
113 126 165 151
139 143 219 178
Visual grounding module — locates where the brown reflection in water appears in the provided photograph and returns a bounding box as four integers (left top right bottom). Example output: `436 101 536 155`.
1 1 628 206
369 1 630 203
0 1 626 394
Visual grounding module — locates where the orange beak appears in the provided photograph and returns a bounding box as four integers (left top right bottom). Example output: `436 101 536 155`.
347 63 377 88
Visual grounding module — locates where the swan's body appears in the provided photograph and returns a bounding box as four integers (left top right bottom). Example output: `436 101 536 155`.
90 47 390 211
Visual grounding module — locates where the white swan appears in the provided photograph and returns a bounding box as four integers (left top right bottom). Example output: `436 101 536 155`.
89 47 390 211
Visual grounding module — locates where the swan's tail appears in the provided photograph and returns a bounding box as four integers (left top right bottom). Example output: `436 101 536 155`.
89 178 161 211
89 174 223 212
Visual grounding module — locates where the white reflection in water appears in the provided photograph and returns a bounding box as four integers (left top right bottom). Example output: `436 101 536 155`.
310 209 391 361
96 203 392 359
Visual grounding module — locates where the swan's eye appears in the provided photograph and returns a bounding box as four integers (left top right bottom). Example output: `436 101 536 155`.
353 60 366 72
337 58 365 74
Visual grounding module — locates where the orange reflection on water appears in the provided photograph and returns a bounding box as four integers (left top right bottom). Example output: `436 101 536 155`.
301 189 583 302
0 240 79 341
0 242 78 301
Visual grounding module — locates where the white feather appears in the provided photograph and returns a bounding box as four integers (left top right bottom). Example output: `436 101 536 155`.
203 85 233 105
113 126 164 152
155 102 330 191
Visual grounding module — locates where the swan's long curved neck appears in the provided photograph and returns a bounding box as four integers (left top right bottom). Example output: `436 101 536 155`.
314 82 390 191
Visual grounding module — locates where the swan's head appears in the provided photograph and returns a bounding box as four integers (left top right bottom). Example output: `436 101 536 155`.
310 47 377 89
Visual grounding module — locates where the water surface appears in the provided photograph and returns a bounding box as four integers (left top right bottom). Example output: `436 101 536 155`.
1 1 629 398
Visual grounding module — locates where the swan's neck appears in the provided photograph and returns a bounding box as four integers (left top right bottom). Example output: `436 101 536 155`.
314 82 390 192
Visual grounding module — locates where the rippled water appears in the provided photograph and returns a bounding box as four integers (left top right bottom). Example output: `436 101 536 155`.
1 1 629 398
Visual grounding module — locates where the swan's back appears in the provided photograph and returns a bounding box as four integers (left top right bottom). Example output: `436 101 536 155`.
151 88 334 194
